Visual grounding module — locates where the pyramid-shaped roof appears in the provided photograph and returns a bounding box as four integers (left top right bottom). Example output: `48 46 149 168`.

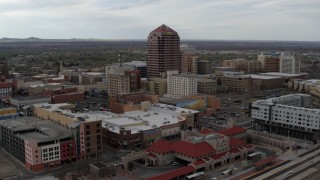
150 24 177 34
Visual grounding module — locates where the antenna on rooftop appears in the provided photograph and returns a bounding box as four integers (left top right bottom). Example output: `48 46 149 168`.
118 53 123 67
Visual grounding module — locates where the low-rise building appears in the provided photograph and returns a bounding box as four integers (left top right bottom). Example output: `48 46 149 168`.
0 117 75 172
250 74 285 90
259 72 308 83
0 107 19 120
29 83 62 96
102 103 199 149
110 93 159 114
43 87 84 104
33 103 102 161
10 95 51 108
0 82 12 96
143 128 254 180
221 73 251 93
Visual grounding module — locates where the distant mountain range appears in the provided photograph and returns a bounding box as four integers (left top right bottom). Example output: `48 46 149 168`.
0 37 147 43
0 37 106 42
1 37 319 43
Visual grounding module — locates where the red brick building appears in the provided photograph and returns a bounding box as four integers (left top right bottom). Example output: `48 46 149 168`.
110 93 159 114
43 87 84 104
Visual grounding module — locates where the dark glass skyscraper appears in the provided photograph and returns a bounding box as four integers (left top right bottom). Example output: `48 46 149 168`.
147 24 181 78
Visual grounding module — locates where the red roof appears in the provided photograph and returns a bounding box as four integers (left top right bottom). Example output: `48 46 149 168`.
229 138 245 147
148 153 157 158
147 166 195 180
217 126 246 136
211 151 228 160
150 24 177 34
199 128 215 135
254 157 276 167
0 82 10 88
173 141 215 158
229 148 241 154
149 140 215 158
193 159 205 166
149 140 173 154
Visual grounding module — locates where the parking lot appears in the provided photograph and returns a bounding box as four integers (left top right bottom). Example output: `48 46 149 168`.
202 89 298 130
73 90 109 112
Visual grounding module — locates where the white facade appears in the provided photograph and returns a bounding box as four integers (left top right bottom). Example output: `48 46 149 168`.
168 73 197 96
0 87 12 95
279 52 300 74
10 96 51 107
251 94 320 131
41 143 60 163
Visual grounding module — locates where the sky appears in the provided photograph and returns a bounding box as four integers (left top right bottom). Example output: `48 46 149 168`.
0 0 319 41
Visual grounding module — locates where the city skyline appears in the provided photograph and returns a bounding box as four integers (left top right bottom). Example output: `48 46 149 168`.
0 0 319 41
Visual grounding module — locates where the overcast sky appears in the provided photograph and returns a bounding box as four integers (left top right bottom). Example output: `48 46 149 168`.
0 0 319 41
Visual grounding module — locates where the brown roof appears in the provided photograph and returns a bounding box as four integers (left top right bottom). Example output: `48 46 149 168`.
217 126 247 136
150 24 177 34
149 140 215 158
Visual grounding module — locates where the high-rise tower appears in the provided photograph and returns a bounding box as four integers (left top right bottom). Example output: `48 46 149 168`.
147 24 181 78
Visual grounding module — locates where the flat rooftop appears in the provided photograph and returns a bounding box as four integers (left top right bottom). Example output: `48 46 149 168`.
33 103 100 123
11 95 50 101
0 117 72 143
250 74 282 80
97 109 183 134
29 83 61 88
259 72 307 77
151 103 199 114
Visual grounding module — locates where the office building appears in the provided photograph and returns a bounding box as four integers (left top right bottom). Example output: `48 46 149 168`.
258 52 280 72
168 72 198 96
147 24 181 78
180 44 198 74
122 61 147 78
220 59 261 73
107 74 130 97
144 78 167 96
198 61 212 74
279 52 300 74
0 82 12 96
197 78 217 95
250 94 320 142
